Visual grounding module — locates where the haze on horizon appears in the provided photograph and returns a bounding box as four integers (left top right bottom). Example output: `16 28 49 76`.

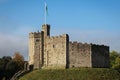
0 0 120 60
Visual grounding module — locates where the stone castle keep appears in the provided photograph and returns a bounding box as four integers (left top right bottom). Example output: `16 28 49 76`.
29 24 110 69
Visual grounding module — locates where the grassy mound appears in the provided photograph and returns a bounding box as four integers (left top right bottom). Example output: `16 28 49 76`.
19 68 120 80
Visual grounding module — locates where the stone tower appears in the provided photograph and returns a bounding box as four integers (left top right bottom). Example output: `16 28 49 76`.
29 31 44 69
29 24 50 69
29 24 69 69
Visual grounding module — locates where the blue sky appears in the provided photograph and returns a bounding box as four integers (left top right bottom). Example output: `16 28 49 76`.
0 0 120 60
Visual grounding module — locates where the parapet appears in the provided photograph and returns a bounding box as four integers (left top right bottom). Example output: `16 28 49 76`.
90 43 109 49
69 41 90 46
69 42 109 49
69 41 91 52
50 34 69 40
29 31 44 38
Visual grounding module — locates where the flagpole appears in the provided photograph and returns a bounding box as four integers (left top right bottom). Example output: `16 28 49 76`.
45 2 46 25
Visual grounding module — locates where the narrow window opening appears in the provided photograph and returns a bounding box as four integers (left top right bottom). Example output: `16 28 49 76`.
53 45 55 48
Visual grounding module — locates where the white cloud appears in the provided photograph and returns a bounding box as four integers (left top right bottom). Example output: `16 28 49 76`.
0 23 40 60
0 32 28 60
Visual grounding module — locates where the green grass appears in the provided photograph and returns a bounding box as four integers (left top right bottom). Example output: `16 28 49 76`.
19 68 120 80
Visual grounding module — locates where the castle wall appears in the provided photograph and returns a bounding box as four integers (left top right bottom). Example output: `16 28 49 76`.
91 44 110 68
69 42 92 68
29 33 36 65
33 32 44 69
44 34 69 69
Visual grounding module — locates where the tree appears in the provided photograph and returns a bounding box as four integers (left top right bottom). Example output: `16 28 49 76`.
0 53 25 80
110 51 119 68
6 60 18 79
110 51 120 73
0 56 12 80
112 56 120 72
13 52 24 70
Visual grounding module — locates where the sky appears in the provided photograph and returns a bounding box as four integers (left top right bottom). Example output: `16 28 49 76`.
0 0 120 60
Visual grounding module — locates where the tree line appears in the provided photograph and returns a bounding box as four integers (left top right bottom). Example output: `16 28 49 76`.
0 52 24 80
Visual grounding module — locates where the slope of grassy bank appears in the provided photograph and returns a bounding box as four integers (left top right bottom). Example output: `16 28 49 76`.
19 68 120 80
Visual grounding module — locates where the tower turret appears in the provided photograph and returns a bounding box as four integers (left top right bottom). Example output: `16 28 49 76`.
42 24 50 37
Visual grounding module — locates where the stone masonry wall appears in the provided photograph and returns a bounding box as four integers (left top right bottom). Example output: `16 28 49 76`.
43 34 69 69
91 44 110 68
29 32 36 65
33 32 44 69
29 32 44 69
69 42 92 68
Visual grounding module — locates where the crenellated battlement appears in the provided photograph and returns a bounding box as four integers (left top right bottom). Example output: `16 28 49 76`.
69 41 89 45
50 34 69 39
69 41 109 50
91 43 109 48
29 31 44 38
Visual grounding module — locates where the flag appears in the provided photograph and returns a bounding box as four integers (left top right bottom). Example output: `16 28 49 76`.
45 2 48 15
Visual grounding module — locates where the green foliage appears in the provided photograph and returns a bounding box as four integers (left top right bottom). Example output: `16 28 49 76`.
0 56 12 70
112 56 120 72
0 53 25 80
6 60 18 78
19 68 120 80
110 51 120 72
110 51 119 67
0 56 12 80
